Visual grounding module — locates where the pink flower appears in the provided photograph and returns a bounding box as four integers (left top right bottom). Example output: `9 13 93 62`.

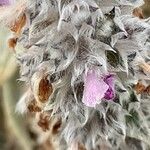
82 70 115 107
0 0 14 6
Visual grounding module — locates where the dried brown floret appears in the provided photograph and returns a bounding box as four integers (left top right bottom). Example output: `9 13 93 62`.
139 62 150 73
144 85 150 95
134 81 146 94
133 7 144 19
31 72 54 104
78 143 86 150
27 100 41 113
38 78 53 103
10 13 26 36
37 113 50 132
8 37 18 50
51 119 61 135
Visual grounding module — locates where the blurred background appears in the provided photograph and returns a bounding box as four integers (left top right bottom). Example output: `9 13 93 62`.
0 1 150 150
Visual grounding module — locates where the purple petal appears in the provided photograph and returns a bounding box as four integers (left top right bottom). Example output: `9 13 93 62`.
82 71 109 107
104 74 115 100
104 88 114 100
104 74 114 87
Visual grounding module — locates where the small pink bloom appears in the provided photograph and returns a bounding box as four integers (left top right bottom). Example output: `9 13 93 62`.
82 70 115 107
0 0 14 6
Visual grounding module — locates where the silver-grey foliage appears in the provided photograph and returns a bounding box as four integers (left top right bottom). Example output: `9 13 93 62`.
13 0 150 149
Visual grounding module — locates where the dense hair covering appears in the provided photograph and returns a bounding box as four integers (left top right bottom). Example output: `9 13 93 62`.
1 0 150 149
